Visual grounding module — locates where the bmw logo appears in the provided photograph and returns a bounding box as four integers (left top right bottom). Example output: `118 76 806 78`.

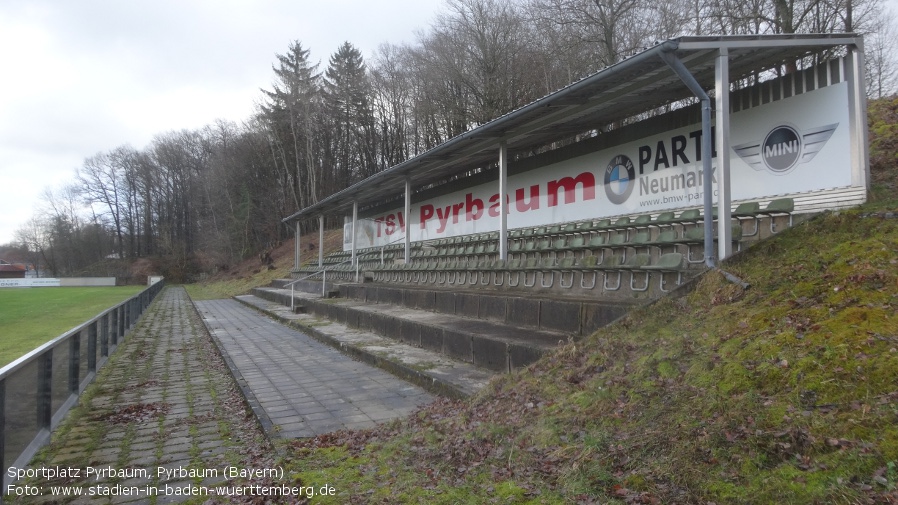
762 125 801 172
604 155 635 204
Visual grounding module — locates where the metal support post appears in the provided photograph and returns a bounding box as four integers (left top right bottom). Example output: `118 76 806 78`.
351 201 359 282
294 220 301 272
845 43 870 190
716 48 733 259
498 142 509 260
404 178 412 263
318 215 325 268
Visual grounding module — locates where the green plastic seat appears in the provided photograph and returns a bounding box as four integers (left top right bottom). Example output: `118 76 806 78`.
732 201 761 217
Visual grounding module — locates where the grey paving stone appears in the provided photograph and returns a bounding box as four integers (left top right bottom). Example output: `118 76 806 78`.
195 299 437 439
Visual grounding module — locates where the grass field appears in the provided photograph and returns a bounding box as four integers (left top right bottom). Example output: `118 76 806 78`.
0 286 144 368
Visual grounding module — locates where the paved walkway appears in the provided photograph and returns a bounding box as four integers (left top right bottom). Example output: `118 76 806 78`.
11 287 272 504
193 299 435 439
10 286 434 504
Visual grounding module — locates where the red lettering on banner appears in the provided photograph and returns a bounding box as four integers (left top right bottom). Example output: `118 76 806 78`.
416 171 597 235
382 212 405 236
488 193 501 217
547 172 595 207
515 185 540 212
374 217 384 237
420 204 435 229
465 193 484 221
435 206 453 233
452 202 464 223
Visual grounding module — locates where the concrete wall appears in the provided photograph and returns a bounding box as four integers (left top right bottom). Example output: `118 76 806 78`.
59 278 117 287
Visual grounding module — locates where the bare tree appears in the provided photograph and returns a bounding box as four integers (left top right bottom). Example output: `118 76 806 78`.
865 9 898 98
76 146 142 260
370 43 414 167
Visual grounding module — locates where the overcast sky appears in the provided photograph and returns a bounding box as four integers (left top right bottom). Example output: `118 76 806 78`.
0 0 446 245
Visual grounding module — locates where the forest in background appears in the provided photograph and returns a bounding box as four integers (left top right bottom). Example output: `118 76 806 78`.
2 0 896 282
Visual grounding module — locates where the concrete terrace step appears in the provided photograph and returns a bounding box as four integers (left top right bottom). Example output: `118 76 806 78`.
271 279 639 337
251 285 578 373
234 294 496 399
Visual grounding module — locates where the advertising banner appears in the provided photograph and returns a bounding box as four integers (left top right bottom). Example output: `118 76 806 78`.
346 82 852 250
0 278 62 288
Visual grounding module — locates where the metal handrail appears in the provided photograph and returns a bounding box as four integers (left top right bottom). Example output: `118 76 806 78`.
284 235 417 310
284 259 353 310
378 235 411 264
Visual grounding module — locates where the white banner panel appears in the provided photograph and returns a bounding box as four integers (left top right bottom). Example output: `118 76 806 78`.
346 82 854 250
0 278 62 288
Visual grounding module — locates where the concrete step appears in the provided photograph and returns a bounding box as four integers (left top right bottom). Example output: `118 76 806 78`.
270 279 639 337
251 285 576 372
234 294 495 399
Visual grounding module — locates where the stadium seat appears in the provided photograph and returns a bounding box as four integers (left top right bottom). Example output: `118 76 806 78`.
629 231 653 254
650 229 680 254
555 256 578 288
640 252 685 292
566 236 588 254
652 211 677 231
731 201 762 236
758 198 795 234
632 214 653 230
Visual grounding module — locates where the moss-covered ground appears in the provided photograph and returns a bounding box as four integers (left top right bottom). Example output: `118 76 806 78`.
272 207 897 504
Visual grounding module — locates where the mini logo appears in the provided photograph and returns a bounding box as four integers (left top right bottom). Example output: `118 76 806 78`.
604 154 635 204
733 123 838 175
762 125 801 172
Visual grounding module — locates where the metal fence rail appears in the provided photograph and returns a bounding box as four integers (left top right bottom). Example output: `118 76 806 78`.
0 280 165 492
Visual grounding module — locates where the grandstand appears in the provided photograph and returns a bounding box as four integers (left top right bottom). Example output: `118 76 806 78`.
256 35 869 375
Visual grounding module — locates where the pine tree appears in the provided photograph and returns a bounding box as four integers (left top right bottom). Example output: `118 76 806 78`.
324 42 379 190
260 41 322 208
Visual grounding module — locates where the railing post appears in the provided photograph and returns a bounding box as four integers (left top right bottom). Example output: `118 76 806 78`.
101 312 110 357
88 321 97 372
68 332 80 394
37 353 52 431
108 309 116 348
117 304 125 341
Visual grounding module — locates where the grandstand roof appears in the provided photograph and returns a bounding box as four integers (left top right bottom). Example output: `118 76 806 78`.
283 33 862 223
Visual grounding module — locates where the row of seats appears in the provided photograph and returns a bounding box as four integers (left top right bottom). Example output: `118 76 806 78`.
295 199 794 289
410 224 742 265
349 197 792 262
503 197 793 241
368 252 687 293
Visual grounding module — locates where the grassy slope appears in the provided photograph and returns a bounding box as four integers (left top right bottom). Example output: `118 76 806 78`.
180 97 898 503
279 208 897 504
0 286 143 367
272 98 898 504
